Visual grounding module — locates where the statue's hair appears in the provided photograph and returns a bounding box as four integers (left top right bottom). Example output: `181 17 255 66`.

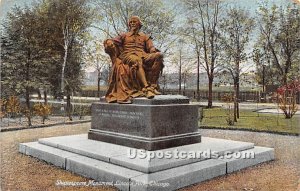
128 16 143 29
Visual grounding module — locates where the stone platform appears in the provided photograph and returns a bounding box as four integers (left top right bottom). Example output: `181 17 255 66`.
89 95 201 150
19 134 274 191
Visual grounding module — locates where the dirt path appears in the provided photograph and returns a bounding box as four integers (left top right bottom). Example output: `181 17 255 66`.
181 129 300 191
0 123 299 191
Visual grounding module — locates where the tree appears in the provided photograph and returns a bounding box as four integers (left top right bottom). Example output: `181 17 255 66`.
188 20 202 101
93 0 175 55
1 6 51 126
256 3 300 85
179 18 202 100
1 0 93 123
84 37 110 97
252 48 275 94
38 0 92 120
44 0 92 100
220 7 255 121
184 0 225 108
169 38 194 95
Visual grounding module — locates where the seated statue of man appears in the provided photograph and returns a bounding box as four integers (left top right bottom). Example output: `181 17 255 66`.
104 16 164 103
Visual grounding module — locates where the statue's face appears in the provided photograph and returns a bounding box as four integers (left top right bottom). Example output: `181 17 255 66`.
129 17 141 31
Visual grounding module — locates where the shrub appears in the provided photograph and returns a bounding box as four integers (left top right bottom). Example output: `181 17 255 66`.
73 104 91 120
276 80 300 119
221 94 235 125
6 96 21 118
33 103 52 124
0 99 6 119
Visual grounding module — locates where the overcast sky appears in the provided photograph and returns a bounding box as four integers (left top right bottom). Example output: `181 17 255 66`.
0 0 297 73
0 0 294 20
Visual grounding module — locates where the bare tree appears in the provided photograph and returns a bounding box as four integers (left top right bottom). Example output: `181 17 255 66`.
220 7 255 121
84 38 110 97
184 19 202 100
184 0 225 108
170 39 194 95
256 3 300 85
93 0 176 55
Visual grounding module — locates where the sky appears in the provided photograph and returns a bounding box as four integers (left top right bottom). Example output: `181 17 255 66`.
0 0 33 20
0 0 298 73
1 0 296 21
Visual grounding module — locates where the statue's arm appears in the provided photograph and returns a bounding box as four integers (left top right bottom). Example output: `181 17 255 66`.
145 36 160 53
104 35 125 58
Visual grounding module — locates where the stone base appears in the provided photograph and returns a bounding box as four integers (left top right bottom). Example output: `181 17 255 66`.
88 129 201 151
89 95 202 150
19 134 274 191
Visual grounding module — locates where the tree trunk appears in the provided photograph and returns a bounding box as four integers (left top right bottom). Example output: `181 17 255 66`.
178 50 182 95
197 50 200 101
233 93 237 122
183 73 186 96
233 82 238 122
162 75 166 94
37 90 42 99
282 73 287 86
61 25 69 100
66 94 72 121
97 71 101 97
25 51 32 126
44 90 48 104
208 77 213 108
25 88 32 126
236 81 240 119
61 52 67 99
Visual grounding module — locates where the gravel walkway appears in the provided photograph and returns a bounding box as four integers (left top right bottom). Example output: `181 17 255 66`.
0 123 299 191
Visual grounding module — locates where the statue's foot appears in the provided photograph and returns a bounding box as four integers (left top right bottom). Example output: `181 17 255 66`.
149 84 161 95
146 91 155 99
142 87 155 99
153 89 162 95
118 99 132 104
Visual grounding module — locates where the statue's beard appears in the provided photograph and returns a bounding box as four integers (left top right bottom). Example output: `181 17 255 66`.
130 26 139 32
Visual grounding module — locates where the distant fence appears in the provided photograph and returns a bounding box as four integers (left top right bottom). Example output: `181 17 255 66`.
76 90 107 98
77 89 300 103
163 89 263 102
168 89 300 103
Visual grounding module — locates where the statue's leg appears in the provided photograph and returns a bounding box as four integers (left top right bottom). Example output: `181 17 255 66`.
143 52 164 93
124 55 155 98
127 55 149 88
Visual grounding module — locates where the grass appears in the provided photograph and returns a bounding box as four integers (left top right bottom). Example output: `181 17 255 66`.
200 107 299 135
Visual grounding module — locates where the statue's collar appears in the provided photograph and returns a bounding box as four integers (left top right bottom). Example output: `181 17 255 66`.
127 31 143 36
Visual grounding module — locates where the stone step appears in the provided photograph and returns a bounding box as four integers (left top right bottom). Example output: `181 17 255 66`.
19 139 274 191
37 134 254 173
218 146 275 173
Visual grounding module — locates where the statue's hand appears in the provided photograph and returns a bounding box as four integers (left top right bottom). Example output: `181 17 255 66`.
133 63 138 68
105 39 115 49
150 47 161 53
104 39 119 57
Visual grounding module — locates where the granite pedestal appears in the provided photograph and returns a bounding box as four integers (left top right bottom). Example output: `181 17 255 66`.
19 95 275 190
88 95 202 150
19 134 274 191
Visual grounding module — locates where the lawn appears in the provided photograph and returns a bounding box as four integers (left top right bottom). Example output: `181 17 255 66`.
200 108 299 135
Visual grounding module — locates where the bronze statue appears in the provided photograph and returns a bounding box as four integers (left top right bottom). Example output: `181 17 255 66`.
104 16 164 103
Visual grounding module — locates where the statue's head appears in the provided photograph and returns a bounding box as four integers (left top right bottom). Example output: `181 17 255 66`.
128 16 142 31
